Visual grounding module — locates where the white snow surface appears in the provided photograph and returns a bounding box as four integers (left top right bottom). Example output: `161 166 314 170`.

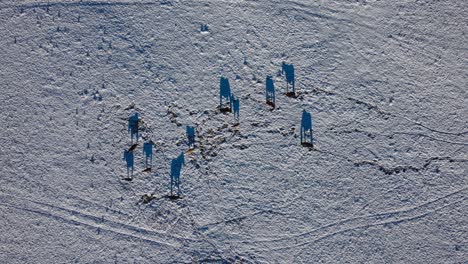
0 0 467 263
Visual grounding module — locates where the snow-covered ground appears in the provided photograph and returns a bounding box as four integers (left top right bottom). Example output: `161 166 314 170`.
1 0 467 263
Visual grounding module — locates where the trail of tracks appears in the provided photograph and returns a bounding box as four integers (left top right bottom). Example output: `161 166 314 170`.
1 1 165 9
302 81 468 138
0 192 199 248
1 1 465 262
229 187 467 251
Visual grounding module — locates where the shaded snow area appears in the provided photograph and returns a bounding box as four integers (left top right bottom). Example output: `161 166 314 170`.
1 0 467 263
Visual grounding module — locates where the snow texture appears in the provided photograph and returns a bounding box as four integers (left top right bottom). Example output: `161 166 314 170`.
0 0 467 263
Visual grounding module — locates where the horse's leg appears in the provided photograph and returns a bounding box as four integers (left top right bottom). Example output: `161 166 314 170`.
170 175 173 195
310 128 313 144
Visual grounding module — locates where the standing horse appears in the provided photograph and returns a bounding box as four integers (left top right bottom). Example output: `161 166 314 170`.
282 62 295 95
266 75 275 107
143 141 153 169
301 110 313 146
232 95 240 120
220 77 232 111
186 126 196 149
123 150 134 178
128 113 139 143
170 152 185 195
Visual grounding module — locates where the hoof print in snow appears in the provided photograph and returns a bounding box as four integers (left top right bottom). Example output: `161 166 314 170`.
233 144 248 150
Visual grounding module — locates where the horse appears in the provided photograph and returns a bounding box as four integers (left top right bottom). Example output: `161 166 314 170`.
143 141 153 169
220 77 232 111
301 110 313 146
128 113 139 143
123 150 134 178
266 75 275 106
170 152 185 195
282 62 295 94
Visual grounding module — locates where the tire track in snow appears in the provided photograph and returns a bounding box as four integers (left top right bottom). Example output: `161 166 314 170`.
230 187 467 251
0 193 200 248
2 177 133 218
330 128 468 146
1 1 165 9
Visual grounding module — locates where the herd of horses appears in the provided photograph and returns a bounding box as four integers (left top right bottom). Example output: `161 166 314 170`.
123 62 313 197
